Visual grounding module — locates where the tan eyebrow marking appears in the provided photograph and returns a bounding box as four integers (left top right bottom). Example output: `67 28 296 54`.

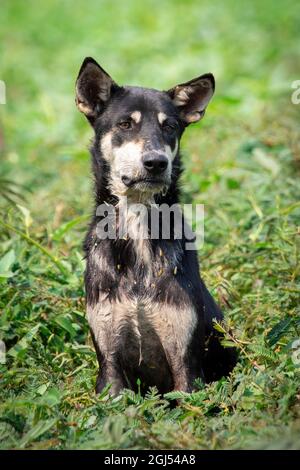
131 111 142 123
158 112 167 125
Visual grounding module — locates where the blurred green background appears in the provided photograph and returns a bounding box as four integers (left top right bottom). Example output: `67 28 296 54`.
0 0 300 450
1 0 299 216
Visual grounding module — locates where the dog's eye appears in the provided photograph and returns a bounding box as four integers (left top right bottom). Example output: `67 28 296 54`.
163 123 176 134
118 120 132 130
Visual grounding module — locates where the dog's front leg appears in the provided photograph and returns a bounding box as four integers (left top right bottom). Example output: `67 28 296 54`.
164 343 203 393
95 356 125 396
166 352 193 392
152 303 203 392
87 301 125 396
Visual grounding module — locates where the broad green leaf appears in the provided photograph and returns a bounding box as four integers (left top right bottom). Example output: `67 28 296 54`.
54 315 77 336
8 324 40 358
267 317 293 346
0 249 15 278
213 321 226 334
40 387 62 407
19 419 57 448
36 383 49 396
16 204 33 230
52 215 88 242
220 340 236 348
226 178 241 190
252 148 280 177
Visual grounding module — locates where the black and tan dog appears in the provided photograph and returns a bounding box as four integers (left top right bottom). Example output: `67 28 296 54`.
75 57 236 396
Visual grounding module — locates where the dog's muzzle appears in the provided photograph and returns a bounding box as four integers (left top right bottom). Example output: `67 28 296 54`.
121 152 170 190
143 153 168 176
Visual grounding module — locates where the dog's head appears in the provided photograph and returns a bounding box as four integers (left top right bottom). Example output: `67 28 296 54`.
76 57 215 199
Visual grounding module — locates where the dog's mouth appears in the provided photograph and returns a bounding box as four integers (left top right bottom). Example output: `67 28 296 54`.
121 175 166 188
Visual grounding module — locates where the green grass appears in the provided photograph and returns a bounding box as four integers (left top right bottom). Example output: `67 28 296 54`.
0 0 300 450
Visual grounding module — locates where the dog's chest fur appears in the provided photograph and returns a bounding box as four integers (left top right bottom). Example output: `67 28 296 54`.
85 233 199 389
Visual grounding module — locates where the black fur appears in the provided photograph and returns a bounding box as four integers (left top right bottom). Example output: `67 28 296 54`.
76 57 237 395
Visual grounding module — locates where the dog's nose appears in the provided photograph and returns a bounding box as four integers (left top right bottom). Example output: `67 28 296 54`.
143 154 168 175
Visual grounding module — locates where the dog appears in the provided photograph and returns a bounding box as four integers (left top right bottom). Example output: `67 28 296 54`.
75 57 236 396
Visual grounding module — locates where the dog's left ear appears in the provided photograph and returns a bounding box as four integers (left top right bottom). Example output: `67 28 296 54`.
167 73 215 124
75 57 119 124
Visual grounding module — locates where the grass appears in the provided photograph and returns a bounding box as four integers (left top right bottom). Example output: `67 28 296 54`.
0 0 300 450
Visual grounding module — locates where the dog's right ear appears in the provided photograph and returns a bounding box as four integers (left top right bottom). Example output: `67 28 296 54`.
75 57 118 124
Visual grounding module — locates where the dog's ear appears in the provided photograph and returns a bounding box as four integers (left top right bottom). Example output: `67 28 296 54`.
75 57 118 124
167 73 215 124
